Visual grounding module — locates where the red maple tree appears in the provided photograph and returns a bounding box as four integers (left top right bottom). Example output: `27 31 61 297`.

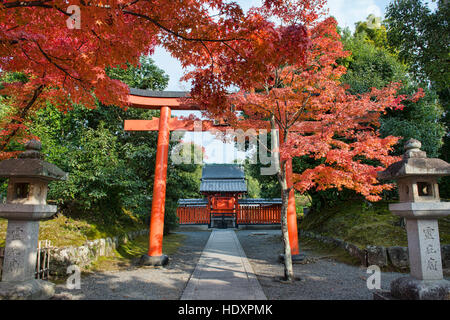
187 12 424 280
1 0 320 158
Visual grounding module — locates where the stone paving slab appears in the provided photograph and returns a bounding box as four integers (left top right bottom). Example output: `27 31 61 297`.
181 229 267 300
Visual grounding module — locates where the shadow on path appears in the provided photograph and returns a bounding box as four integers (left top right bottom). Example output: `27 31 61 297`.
53 231 210 300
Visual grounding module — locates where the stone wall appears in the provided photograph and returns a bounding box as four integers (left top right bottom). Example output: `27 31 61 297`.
48 229 148 276
300 230 450 269
0 247 4 280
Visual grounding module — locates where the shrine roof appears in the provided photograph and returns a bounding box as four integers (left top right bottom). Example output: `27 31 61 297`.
200 179 247 193
178 198 282 206
201 164 245 180
238 198 282 205
178 199 209 206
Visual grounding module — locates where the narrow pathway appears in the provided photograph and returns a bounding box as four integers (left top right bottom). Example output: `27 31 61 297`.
181 229 266 300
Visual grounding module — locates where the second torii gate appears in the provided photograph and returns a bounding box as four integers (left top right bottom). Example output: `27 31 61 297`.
125 88 302 266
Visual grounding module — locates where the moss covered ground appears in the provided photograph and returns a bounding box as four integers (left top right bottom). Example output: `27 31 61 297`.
88 233 186 272
299 200 450 248
0 208 146 248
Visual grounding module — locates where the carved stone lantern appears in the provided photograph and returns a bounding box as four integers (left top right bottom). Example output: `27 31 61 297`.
377 139 450 300
0 140 67 300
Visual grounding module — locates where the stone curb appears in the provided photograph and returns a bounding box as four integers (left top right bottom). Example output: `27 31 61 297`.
48 229 149 276
300 230 450 269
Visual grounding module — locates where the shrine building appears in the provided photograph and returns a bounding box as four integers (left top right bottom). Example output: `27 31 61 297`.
177 164 282 229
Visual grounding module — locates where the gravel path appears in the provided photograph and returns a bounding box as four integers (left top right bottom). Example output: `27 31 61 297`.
53 231 211 300
52 228 448 300
236 229 407 300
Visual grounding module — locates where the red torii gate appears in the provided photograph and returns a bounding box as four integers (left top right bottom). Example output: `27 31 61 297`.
125 89 301 266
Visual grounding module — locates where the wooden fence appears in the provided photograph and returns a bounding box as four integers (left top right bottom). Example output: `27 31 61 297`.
177 205 281 225
237 206 281 225
177 207 210 225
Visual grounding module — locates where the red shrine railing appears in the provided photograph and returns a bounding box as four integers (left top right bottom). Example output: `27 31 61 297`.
177 206 210 225
176 205 281 225
236 206 281 225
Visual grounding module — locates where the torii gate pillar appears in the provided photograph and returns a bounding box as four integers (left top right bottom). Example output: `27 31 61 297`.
140 106 171 266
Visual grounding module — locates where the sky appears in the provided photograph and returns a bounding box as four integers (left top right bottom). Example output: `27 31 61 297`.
153 0 393 92
150 0 399 164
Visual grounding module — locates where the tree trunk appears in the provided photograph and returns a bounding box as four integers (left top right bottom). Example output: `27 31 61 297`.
280 186 294 281
270 115 294 281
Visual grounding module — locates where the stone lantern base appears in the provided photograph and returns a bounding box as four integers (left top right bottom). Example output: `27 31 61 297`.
0 279 55 300
373 276 450 300
390 276 450 300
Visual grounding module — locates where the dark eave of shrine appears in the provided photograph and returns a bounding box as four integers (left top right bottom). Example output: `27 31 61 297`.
178 199 209 206
200 179 247 193
178 198 282 206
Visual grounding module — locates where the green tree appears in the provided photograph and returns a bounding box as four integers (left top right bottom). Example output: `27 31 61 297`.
385 0 449 197
354 14 390 50
106 56 169 91
246 175 262 198
340 30 408 95
385 0 449 96
340 28 445 158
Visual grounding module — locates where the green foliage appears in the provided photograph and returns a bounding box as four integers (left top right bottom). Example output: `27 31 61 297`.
340 30 409 95
106 56 169 90
380 88 445 158
244 161 280 199
0 97 11 124
340 25 446 158
246 175 261 198
385 0 449 97
385 0 449 197
354 14 390 50
0 71 28 88
32 103 159 222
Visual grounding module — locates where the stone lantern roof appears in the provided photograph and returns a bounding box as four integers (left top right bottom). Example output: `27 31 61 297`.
0 140 67 181
378 139 450 180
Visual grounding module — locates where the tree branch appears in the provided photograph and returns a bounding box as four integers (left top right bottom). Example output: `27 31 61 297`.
122 10 245 43
1 84 44 151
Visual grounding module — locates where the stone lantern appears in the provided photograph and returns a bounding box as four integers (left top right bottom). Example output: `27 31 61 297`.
0 140 67 300
377 139 450 300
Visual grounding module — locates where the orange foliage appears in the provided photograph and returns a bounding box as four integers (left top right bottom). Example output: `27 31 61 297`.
0 0 322 158
189 15 425 201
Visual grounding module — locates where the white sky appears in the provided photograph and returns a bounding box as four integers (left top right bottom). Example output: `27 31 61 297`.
150 0 419 164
